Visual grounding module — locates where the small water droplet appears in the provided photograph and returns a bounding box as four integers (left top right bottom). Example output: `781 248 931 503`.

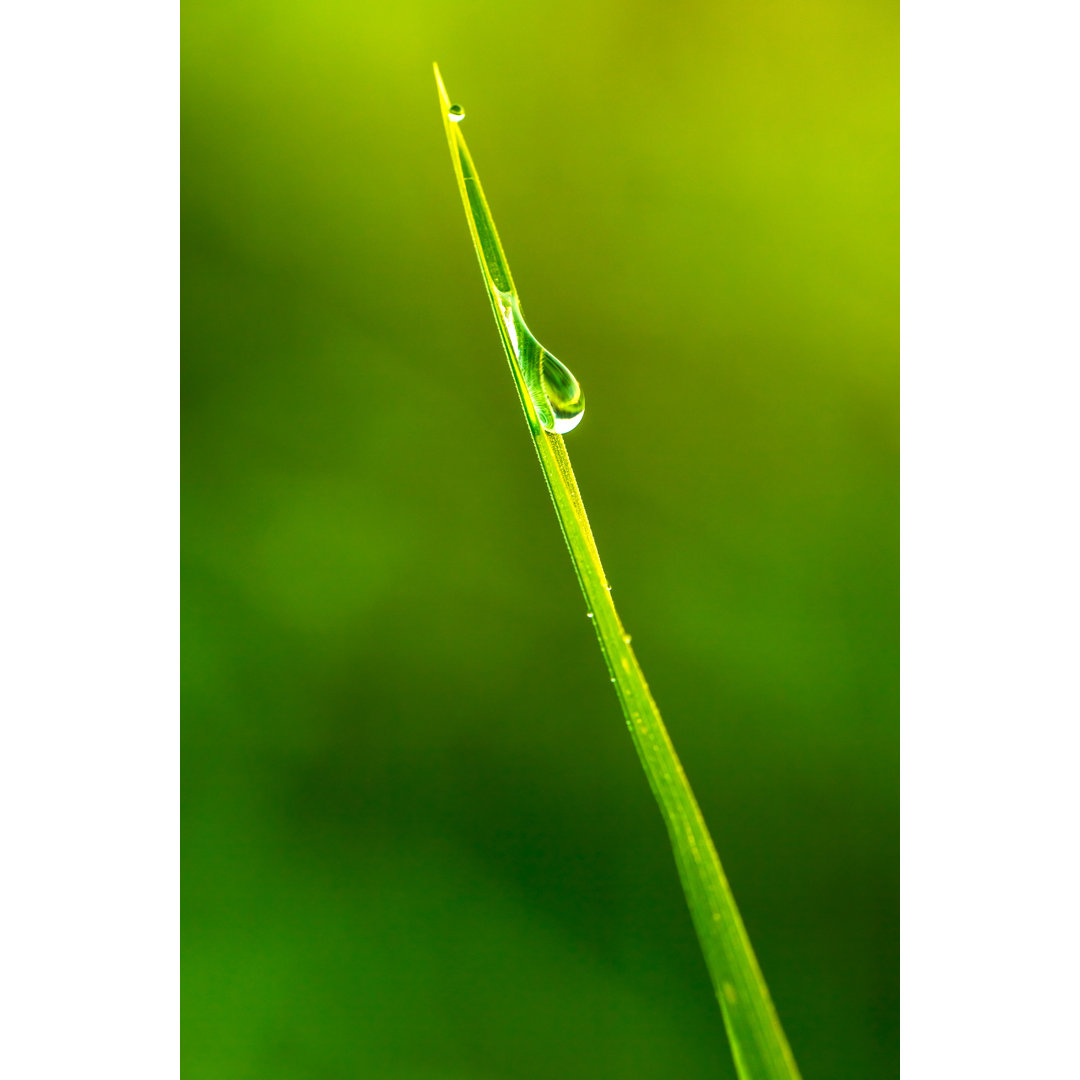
448 103 466 121
586 612 594 619
623 634 632 644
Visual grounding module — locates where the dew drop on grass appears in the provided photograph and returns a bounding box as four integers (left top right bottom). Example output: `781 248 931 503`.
495 291 585 434
541 351 585 433
448 103 466 121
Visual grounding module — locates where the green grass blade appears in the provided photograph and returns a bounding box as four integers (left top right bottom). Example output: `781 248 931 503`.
434 64 803 1080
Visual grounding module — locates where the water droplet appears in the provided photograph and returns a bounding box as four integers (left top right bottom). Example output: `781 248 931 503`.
448 103 466 122
541 351 585 433
623 634 632 644
586 612 594 619
494 291 585 434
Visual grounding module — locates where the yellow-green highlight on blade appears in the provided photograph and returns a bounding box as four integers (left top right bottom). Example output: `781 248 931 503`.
433 63 802 1080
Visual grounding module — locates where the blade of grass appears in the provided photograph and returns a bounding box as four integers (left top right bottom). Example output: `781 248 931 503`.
434 64 802 1080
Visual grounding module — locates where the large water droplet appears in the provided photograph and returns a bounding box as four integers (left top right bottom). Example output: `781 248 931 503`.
495 291 585 434
541 351 585 434
448 103 466 122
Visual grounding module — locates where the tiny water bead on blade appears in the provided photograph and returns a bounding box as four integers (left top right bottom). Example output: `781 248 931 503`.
448 103 466 121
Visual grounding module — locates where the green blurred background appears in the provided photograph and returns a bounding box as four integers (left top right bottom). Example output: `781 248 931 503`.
182 1 897 1076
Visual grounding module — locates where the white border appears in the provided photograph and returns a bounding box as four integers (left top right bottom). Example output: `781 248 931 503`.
0 3 179 1076
903 1 1079 1075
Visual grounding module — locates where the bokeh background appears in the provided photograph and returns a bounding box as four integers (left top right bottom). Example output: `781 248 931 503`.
182 1 897 1076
